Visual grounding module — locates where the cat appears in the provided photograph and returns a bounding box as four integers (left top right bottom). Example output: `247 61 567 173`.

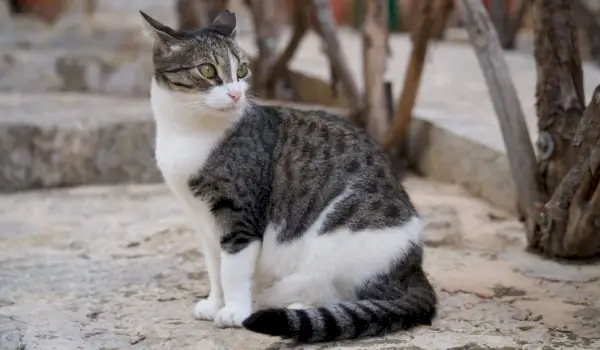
141 9 437 343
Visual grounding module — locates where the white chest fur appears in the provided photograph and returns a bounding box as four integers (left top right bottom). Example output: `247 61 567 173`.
150 80 231 237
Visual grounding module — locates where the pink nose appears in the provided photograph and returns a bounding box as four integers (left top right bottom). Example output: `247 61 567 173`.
227 91 241 102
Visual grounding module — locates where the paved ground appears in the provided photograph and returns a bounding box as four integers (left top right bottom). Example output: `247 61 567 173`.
1 176 599 350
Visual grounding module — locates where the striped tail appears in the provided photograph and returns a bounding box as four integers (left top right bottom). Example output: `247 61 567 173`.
241 284 437 343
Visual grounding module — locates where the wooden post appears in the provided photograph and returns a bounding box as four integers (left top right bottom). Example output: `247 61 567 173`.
362 0 390 142
310 0 363 122
457 0 537 222
382 0 436 151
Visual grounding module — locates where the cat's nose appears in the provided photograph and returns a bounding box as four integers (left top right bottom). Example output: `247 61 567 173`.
227 90 241 102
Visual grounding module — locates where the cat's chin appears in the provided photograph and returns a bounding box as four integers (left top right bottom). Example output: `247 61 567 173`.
212 102 247 114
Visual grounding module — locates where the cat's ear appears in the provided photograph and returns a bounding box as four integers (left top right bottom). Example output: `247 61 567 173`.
140 11 180 52
210 10 237 37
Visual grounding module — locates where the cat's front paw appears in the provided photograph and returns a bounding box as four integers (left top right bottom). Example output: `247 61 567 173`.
214 304 252 328
194 297 224 321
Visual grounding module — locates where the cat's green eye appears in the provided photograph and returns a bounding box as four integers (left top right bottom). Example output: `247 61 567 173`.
199 64 217 79
236 64 249 79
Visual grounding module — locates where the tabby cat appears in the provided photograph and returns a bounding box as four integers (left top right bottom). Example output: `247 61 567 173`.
141 10 437 343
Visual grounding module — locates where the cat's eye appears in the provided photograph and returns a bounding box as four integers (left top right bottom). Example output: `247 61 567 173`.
236 64 249 79
199 64 217 79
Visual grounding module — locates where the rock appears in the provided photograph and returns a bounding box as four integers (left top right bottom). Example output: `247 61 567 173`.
420 205 461 247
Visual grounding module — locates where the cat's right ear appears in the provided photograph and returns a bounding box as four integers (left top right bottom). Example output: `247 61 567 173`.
210 10 237 37
140 11 179 53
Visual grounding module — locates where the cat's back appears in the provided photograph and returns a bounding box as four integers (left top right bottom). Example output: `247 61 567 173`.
265 105 417 242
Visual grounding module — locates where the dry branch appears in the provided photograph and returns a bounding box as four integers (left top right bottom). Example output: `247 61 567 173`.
457 0 537 221
504 0 530 50
382 0 436 150
247 0 281 96
310 0 363 121
432 0 455 40
489 0 529 49
176 0 228 30
362 0 390 142
263 0 310 97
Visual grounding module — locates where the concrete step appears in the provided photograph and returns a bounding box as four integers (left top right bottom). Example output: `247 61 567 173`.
0 1 253 51
0 12 255 96
0 48 152 96
0 92 159 191
0 92 349 192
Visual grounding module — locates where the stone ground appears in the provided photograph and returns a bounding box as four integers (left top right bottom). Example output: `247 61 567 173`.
1 176 599 350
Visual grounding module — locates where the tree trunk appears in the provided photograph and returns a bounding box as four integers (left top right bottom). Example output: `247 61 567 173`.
362 0 390 142
529 0 600 259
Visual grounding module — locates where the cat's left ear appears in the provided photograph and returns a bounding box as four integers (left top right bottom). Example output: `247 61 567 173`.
210 10 237 38
140 11 181 53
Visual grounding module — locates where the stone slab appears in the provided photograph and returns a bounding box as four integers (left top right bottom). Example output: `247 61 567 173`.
0 93 159 192
0 177 598 349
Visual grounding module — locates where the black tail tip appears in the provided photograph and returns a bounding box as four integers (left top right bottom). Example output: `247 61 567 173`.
242 309 296 338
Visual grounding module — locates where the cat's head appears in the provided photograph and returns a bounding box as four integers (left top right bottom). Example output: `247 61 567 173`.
141 10 251 113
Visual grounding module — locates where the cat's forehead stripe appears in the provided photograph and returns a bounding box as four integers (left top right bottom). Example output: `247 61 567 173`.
229 52 237 82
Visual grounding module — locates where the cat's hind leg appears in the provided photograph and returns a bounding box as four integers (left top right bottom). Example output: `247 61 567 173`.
256 274 341 309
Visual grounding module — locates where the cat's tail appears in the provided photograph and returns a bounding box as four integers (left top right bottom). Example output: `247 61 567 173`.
241 272 437 343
